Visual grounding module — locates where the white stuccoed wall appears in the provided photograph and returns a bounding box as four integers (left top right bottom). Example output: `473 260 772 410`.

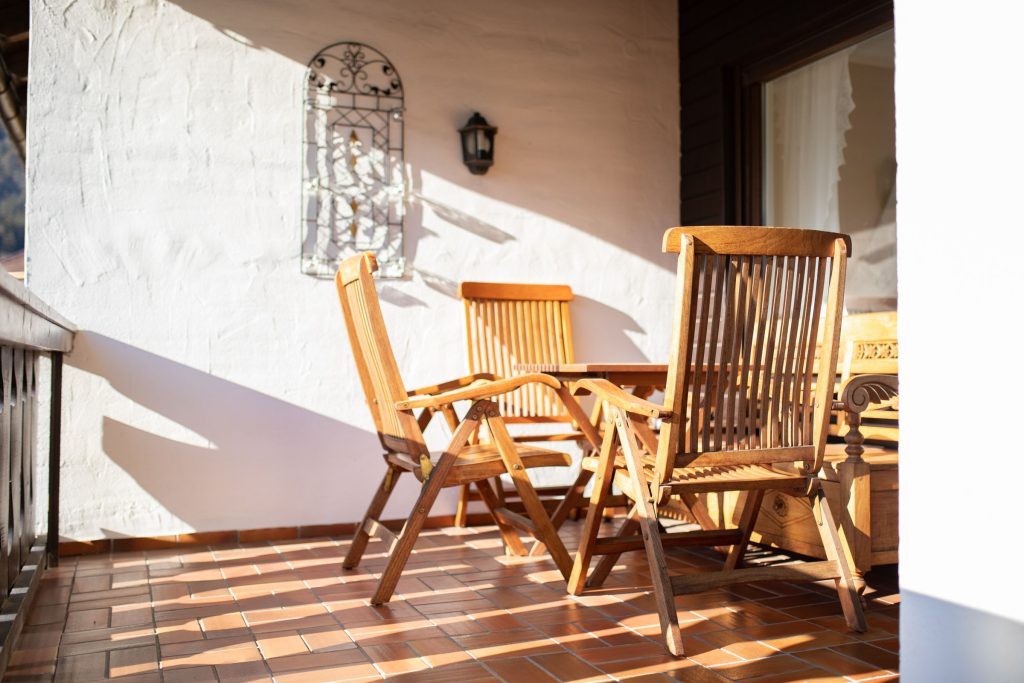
27 0 678 540
897 0 1024 679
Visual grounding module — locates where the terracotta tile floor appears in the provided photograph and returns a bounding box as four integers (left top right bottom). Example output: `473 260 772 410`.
5 520 899 682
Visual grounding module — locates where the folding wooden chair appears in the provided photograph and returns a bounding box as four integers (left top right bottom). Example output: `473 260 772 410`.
335 253 574 605
453 282 593 528
568 226 866 656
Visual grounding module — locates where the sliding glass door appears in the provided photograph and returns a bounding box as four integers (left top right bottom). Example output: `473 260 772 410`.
763 29 895 312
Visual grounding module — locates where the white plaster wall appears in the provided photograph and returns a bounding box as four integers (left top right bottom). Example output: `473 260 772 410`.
27 0 679 539
897 0 1024 679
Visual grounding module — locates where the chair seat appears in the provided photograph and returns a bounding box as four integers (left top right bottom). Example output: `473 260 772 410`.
582 455 808 498
585 446 897 498
656 464 809 492
388 443 572 486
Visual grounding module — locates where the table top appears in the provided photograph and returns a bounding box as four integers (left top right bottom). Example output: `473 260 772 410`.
513 362 723 389
514 363 671 390
516 362 668 376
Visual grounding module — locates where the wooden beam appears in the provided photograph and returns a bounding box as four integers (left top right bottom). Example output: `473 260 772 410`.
490 506 537 536
0 541 45 681
592 528 743 555
46 353 62 567
0 271 75 352
670 561 840 594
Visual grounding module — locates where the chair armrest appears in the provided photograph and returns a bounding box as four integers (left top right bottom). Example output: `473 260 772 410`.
575 378 672 420
395 373 560 410
406 373 496 397
833 374 899 414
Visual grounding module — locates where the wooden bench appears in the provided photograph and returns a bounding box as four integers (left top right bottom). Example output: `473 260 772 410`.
691 312 898 591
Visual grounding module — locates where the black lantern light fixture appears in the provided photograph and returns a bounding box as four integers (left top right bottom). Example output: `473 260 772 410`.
458 112 498 175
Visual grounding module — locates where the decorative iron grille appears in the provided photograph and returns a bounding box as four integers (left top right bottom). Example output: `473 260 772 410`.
302 42 405 278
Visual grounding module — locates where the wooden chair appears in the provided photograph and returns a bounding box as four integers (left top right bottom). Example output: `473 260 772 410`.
689 311 899 592
568 226 866 656
453 282 593 528
335 253 574 604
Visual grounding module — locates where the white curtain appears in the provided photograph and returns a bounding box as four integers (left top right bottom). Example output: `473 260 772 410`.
846 166 897 311
766 47 855 231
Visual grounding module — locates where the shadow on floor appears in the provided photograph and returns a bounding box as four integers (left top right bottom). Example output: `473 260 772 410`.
6 520 901 682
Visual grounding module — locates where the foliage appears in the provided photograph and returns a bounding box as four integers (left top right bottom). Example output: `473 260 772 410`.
0 125 25 255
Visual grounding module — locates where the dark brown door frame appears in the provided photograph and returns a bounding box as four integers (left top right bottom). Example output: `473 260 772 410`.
725 2 894 225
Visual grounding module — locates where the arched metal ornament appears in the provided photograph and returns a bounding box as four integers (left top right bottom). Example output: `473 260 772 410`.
302 42 405 278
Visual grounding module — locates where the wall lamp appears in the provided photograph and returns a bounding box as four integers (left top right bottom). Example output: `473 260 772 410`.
458 112 498 175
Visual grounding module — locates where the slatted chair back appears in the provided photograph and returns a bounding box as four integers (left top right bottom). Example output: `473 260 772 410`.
459 282 575 424
656 226 850 483
336 253 427 457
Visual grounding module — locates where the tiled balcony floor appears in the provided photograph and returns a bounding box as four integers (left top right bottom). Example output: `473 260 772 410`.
5 520 899 682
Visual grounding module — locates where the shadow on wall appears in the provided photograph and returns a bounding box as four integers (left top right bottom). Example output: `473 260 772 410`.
169 0 677 272
67 332 389 532
412 193 515 245
571 295 648 361
902 591 1024 681
365 291 648 358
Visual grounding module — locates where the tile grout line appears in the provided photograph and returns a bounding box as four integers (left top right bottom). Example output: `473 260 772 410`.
145 550 161 683
11 527 900 681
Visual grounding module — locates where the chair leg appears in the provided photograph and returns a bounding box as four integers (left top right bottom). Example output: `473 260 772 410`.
811 483 867 632
555 384 603 454
614 410 683 656
485 411 574 580
587 505 640 589
676 490 721 531
567 426 618 595
453 484 471 527
528 467 591 557
492 476 508 506
448 411 471 528
545 384 604 532
474 479 528 556
676 490 733 554
723 490 765 571
370 404 483 605
344 464 402 570
552 382 606 532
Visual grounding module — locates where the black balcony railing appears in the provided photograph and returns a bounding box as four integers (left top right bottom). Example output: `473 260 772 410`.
0 269 73 676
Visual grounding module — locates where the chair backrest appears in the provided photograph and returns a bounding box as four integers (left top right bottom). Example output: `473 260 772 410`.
458 281 574 422
655 226 850 481
336 252 428 456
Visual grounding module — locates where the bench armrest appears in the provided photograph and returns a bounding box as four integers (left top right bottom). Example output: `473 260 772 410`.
833 374 899 414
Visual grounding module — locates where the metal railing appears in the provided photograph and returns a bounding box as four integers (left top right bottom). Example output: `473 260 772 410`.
0 268 74 675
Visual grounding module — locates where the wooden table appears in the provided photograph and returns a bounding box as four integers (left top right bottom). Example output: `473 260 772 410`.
517 362 668 385
514 362 668 450
510 362 670 549
513 361 729 551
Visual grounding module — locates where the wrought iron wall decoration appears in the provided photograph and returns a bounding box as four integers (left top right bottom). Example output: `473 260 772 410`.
302 42 405 278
